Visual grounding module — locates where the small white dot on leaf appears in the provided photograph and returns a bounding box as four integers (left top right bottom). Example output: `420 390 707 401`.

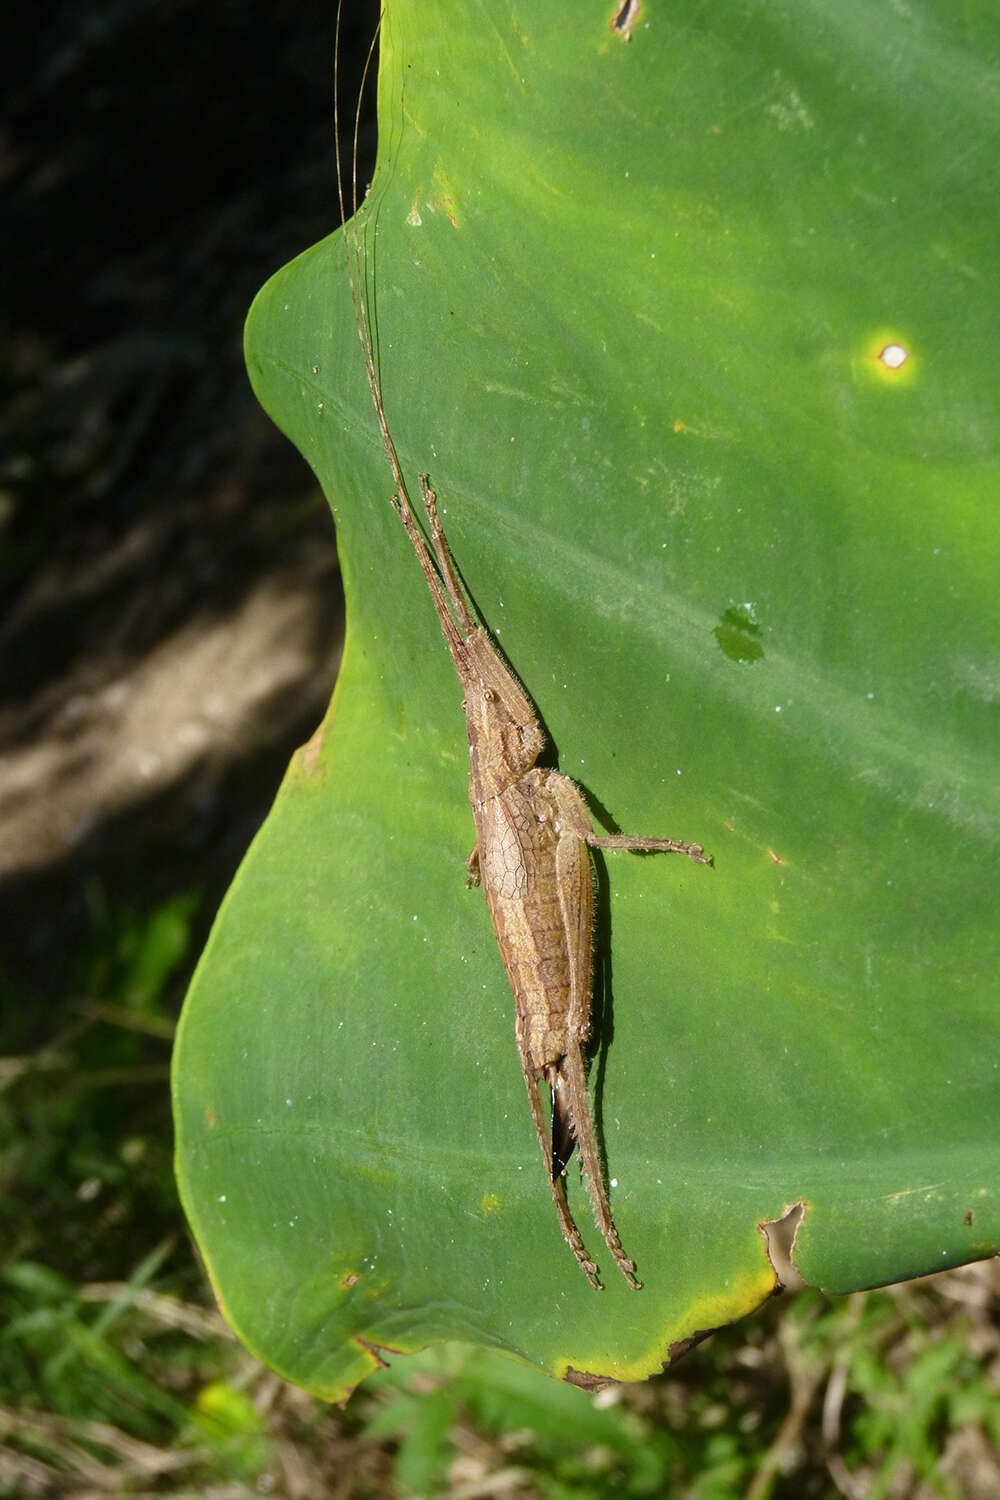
879 342 908 369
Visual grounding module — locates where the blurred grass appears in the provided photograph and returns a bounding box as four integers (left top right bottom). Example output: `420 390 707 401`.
2 892 999 1496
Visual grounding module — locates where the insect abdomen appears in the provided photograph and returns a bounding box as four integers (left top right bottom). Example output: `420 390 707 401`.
475 782 591 1071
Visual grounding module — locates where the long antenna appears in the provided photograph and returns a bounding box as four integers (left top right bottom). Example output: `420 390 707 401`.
333 2 413 513
333 0 474 666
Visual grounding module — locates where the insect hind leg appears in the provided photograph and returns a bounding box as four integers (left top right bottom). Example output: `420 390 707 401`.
559 1046 642 1290
520 1060 602 1290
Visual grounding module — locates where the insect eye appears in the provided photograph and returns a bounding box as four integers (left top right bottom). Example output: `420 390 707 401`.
482 688 495 702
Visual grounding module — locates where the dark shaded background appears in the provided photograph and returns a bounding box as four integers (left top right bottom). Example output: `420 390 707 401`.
1 1 379 1012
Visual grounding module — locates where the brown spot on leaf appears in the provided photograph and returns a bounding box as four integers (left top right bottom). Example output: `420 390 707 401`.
300 722 325 777
335 1338 413 1406
563 1366 620 1392
610 0 640 38
335 1336 404 1404
353 1336 406 1368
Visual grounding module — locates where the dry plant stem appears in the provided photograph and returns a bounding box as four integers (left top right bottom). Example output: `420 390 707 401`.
821 1295 869 1500
745 1316 828 1500
334 4 709 1289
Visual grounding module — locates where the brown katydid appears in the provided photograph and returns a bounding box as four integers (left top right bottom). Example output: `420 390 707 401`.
334 8 710 1290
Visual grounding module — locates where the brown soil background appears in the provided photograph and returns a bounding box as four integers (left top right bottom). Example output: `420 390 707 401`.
1 1 380 1010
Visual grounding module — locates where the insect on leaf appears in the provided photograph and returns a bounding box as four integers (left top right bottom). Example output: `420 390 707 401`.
173 0 1000 1399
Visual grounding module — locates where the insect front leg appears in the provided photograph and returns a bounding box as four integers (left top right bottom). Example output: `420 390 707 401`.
418 475 477 637
391 491 470 676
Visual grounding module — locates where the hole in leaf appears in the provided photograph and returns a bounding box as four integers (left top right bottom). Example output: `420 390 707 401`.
760 1200 808 1289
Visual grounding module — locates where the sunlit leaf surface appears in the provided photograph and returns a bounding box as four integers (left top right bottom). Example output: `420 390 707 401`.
173 0 1000 1398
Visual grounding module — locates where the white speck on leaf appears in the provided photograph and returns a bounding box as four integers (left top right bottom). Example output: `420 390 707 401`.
879 342 908 369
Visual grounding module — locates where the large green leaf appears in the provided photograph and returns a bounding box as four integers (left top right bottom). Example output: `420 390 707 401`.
173 0 1000 1398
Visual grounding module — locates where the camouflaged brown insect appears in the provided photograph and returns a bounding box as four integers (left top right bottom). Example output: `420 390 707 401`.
335 8 710 1289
